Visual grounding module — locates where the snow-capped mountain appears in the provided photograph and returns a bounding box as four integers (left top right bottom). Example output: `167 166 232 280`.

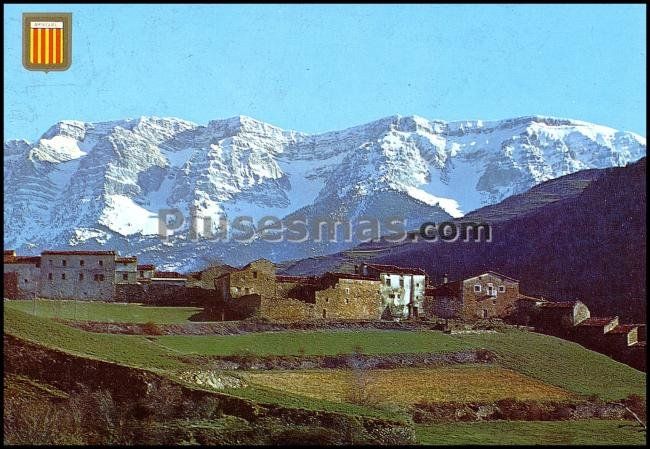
4 114 645 270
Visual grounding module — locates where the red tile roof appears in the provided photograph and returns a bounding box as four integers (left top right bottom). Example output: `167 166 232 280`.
116 257 137 263
276 275 319 284
42 250 116 255
153 271 185 278
137 264 155 270
579 317 617 326
4 250 16 255
608 324 639 334
324 272 378 282
364 263 426 276
538 301 577 309
4 256 41 265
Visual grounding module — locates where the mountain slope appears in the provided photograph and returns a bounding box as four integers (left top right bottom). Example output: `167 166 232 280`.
4 115 645 269
285 159 645 321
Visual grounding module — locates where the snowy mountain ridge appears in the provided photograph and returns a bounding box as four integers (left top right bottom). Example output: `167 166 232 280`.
4 114 645 270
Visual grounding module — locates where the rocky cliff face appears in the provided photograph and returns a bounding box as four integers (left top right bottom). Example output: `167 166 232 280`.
4 114 645 270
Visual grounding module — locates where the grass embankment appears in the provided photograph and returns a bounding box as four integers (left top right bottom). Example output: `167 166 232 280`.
4 305 646 406
3 307 185 371
154 329 645 401
414 420 646 445
4 299 201 324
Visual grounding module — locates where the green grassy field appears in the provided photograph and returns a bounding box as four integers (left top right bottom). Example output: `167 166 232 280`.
4 299 201 324
3 306 186 371
154 329 645 401
4 303 646 414
414 420 646 445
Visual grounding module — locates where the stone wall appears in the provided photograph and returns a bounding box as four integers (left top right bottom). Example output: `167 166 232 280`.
260 297 315 321
3 263 40 298
315 278 383 320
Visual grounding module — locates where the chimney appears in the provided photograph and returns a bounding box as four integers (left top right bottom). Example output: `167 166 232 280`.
443 274 448 284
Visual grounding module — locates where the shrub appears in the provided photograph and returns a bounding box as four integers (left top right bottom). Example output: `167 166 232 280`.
141 321 163 335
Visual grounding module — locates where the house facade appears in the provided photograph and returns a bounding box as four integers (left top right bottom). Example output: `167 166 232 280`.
356 263 426 319
115 257 138 284
424 271 520 320
3 251 41 299
39 250 117 301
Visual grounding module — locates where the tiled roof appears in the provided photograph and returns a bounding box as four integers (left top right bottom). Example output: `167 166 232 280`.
364 263 426 276
276 275 319 284
538 301 577 309
608 324 639 334
42 250 116 255
325 272 378 281
4 256 41 265
153 271 185 278
137 264 155 270
426 280 463 295
116 257 137 263
4 250 16 255
579 317 617 326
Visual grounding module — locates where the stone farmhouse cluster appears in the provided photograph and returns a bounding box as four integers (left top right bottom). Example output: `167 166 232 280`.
3 250 187 303
516 298 646 371
4 249 645 370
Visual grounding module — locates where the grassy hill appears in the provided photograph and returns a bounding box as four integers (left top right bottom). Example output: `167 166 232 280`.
3 303 646 444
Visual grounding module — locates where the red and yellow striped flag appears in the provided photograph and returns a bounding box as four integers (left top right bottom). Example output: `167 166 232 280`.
23 13 71 71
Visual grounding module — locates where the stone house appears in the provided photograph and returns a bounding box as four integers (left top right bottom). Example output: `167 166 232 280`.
213 259 276 301
606 324 639 348
3 252 41 299
356 263 426 319
115 257 138 284
532 300 591 335
39 250 116 301
315 272 383 320
424 271 520 321
137 264 155 283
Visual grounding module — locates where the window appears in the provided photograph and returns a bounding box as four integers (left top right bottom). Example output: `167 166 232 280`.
482 309 488 318
385 278 390 286
94 274 105 282
252 271 258 279
498 286 506 293
98 260 103 266
139 270 144 277
474 284 481 293
345 287 350 294
62 259 67 267
48 273 53 280
399 278 404 287
80 260 85 267
79 273 84 281
24 279 28 284
322 309 327 319
61 273 66 280
345 298 349 304
325 298 329 303
49 259 53 265
122 273 128 281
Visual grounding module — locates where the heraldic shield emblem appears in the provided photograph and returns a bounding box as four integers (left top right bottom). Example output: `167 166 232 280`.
22 13 72 71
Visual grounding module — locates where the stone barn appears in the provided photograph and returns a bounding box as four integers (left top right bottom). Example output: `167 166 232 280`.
4 252 41 299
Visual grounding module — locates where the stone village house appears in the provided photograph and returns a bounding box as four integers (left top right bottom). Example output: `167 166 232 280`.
423 271 521 320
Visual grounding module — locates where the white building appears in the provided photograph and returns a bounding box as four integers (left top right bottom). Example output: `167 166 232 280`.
356 263 427 319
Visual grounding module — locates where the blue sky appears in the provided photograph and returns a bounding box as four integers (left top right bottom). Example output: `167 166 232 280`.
4 4 646 141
